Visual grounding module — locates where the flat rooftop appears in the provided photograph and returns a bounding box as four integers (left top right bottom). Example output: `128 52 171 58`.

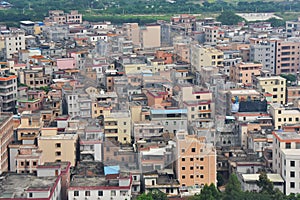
0 174 57 198
273 131 300 141
229 89 260 95
242 173 283 183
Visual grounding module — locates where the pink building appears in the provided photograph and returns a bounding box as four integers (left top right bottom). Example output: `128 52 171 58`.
56 57 75 70
17 90 45 113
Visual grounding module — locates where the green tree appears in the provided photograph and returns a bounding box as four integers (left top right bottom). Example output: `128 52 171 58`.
217 173 225 187
267 18 285 27
137 190 167 200
189 184 221 200
137 193 153 200
216 11 245 25
224 174 243 200
257 172 274 195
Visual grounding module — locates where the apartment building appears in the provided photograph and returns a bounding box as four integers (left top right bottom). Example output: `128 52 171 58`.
18 69 51 89
17 90 45 113
140 24 161 49
65 91 92 118
191 44 223 72
174 42 190 63
144 171 180 197
122 23 140 46
230 62 262 85
253 76 286 105
150 108 188 135
133 121 164 142
204 26 224 44
38 128 78 166
272 131 300 195
269 103 300 130
0 74 17 112
68 172 132 200
8 144 42 174
286 17 300 37
139 141 175 172
0 113 14 175
249 38 276 73
103 111 131 144
78 126 103 161
4 31 26 59
175 131 216 188
66 10 82 24
17 111 43 143
275 39 300 74
287 86 300 104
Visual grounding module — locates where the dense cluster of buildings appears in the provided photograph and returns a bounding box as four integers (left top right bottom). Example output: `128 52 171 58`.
0 10 299 199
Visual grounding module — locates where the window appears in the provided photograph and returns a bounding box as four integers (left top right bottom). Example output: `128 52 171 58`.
85 191 90 196
190 175 194 179
190 166 194 170
200 157 204 161
98 191 103 196
190 158 194 161
191 148 196 153
286 143 291 149
56 143 61 148
290 171 295 178
33 161 37 166
182 167 185 170
200 166 204 170
290 182 295 188
182 158 185 162
123 122 127 125
56 152 61 156
111 190 116 196
181 149 185 153
29 193 33 197
182 175 186 179
291 161 295 167
21 162 24 166
200 175 204 179
74 191 79 196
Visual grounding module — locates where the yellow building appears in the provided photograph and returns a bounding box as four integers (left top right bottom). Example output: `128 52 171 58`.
38 128 78 166
270 103 300 130
17 111 43 142
254 76 286 105
104 111 131 144
191 44 223 72
175 131 216 188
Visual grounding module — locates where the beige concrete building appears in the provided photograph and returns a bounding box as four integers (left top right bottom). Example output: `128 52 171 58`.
190 44 223 72
103 111 131 144
140 24 161 49
175 131 216 188
123 23 140 46
174 43 190 63
254 76 286 105
269 103 300 130
275 39 300 74
0 113 14 175
230 62 262 85
17 111 43 143
287 86 300 104
38 128 78 166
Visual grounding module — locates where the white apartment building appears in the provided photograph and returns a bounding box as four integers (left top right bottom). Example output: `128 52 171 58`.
272 131 300 195
4 32 26 59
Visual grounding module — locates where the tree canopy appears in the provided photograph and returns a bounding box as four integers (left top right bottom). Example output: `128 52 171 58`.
216 11 245 25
